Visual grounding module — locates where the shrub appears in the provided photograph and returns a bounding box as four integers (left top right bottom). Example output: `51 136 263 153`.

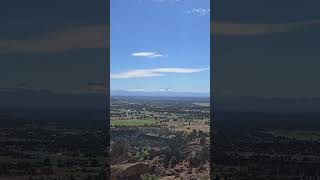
140 173 159 180
111 140 129 159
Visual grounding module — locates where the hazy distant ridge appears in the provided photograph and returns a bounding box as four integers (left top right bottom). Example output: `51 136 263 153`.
111 90 209 97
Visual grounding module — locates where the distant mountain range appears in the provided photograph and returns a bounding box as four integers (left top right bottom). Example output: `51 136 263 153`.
1 88 320 114
110 90 210 97
0 88 210 109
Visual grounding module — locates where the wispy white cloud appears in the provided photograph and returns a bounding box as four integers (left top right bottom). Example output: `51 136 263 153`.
186 8 210 16
111 67 209 79
212 20 320 36
127 89 146 92
159 88 173 92
131 51 165 58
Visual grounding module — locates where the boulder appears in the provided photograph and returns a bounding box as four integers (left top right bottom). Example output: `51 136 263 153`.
111 162 150 179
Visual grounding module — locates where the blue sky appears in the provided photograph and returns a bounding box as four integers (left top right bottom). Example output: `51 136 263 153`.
110 0 210 93
2 0 319 97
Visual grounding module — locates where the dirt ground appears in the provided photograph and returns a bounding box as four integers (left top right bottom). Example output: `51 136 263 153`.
165 121 210 133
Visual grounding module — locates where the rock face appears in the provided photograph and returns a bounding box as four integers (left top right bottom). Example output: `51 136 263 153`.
111 162 150 180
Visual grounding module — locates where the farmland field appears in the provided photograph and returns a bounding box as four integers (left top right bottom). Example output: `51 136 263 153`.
193 102 210 107
110 97 210 179
111 118 159 127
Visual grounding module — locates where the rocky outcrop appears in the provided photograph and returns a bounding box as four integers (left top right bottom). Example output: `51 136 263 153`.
111 162 150 180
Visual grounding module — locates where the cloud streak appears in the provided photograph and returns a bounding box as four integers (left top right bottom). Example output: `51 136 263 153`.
211 20 320 36
131 51 165 58
0 25 109 54
111 67 209 79
186 8 210 16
